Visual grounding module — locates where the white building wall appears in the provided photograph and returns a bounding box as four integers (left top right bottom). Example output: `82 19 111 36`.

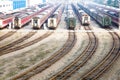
26 0 42 7
0 1 13 13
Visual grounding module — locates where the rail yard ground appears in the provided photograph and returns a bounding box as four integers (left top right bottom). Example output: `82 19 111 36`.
0 3 120 80
0 29 120 80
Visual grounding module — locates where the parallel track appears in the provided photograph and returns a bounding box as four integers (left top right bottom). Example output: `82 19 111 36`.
9 31 77 80
49 4 98 80
0 31 16 41
0 32 36 56
0 5 64 56
0 32 53 56
82 30 120 80
50 26 98 80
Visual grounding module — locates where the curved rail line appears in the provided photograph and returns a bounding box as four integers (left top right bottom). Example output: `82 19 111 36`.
9 31 77 80
0 31 16 41
0 5 64 56
0 32 53 56
81 31 120 80
50 26 98 80
0 32 36 56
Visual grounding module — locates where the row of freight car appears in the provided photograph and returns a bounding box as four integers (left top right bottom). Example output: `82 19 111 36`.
65 3 113 30
0 3 50 29
65 4 91 30
78 2 120 27
86 2 119 26
0 3 61 29
77 3 112 27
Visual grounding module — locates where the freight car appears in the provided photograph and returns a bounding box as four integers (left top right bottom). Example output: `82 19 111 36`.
92 11 111 27
32 5 59 29
13 12 34 28
0 4 51 29
13 5 52 29
77 3 111 27
79 3 119 26
47 5 64 29
66 10 76 30
72 4 90 25
105 11 119 26
0 15 13 29
79 10 90 25
47 12 58 29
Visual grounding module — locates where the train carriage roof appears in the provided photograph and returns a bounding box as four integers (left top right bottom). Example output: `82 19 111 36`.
0 14 13 19
97 13 109 18
107 11 119 17
16 13 29 19
33 14 43 19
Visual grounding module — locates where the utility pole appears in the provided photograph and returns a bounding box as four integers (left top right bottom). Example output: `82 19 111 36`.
118 0 120 30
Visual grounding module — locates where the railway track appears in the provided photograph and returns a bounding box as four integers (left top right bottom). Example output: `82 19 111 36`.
0 32 53 56
9 31 76 80
0 31 16 41
50 26 98 80
0 32 36 56
81 30 120 80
